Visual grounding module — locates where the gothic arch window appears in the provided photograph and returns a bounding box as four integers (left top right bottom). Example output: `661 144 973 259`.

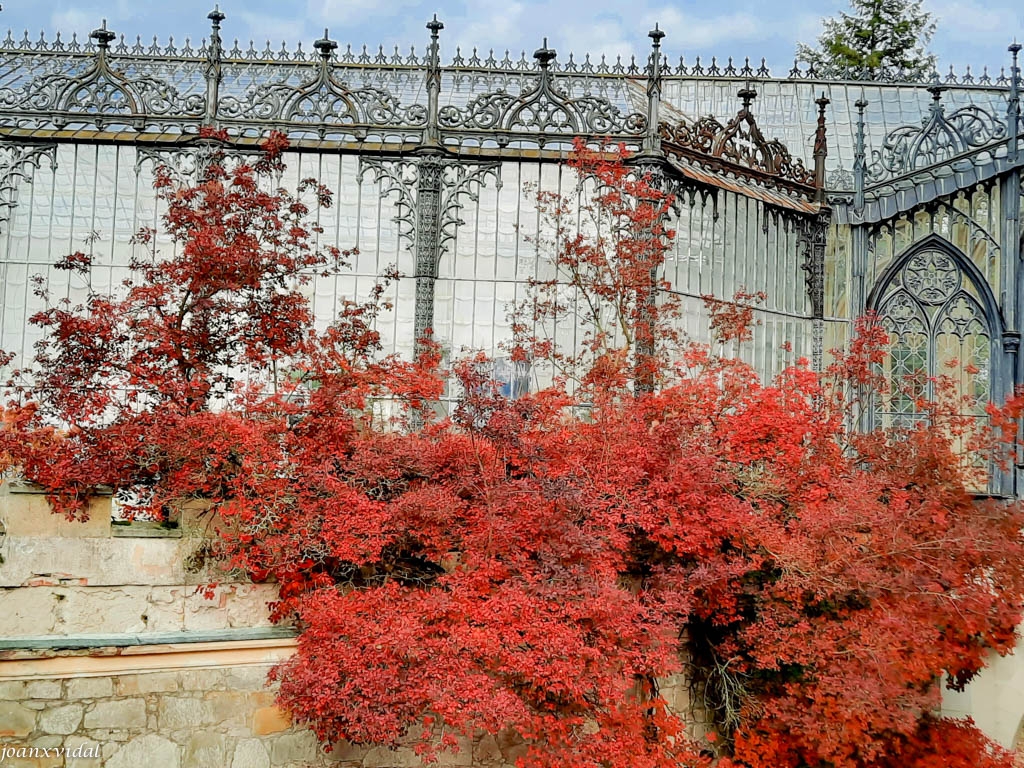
870 241 994 461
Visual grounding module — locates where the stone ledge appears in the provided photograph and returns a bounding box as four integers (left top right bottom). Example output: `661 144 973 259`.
0 633 299 681
0 627 297 653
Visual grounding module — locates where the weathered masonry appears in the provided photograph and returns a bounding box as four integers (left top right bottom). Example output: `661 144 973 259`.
0 10 1023 766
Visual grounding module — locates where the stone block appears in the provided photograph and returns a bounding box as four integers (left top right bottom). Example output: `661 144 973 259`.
115 672 179 695
0 702 36 738
83 699 146 730
183 587 234 631
63 737 102 768
224 664 275 692
158 696 213 730
495 729 528 765
0 588 58 635
105 735 180 768
178 668 225 691
183 732 227 768
38 704 83 735
323 740 367 764
204 690 250 726
31 735 64 749
270 731 321 765
473 734 502 765
252 706 291 736
0 681 26 700
232 738 271 768
65 677 114 699
23 681 61 700
361 746 421 768
436 737 473 766
225 583 278 628
0 492 110 538
0 535 186 588
55 587 153 635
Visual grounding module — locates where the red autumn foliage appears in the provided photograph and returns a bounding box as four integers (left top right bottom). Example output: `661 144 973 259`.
2 137 1023 768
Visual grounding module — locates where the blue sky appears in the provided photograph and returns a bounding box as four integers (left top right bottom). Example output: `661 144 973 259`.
4 0 1022 76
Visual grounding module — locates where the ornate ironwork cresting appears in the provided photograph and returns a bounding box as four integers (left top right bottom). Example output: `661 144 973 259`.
865 86 1007 182
659 88 816 198
217 29 428 136
436 39 646 145
0 19 206 130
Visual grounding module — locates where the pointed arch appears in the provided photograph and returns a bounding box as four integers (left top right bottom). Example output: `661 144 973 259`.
867 233 1004 334
867 234 1002 488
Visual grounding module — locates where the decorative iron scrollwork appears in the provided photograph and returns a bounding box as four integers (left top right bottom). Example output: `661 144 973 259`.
902 249 962 305
0 22 205 127
217 31 427 130
356 158 419 249
356 155 502 261
659 88 815 189
438 162 502 256
134 145 262 185
866 87 1007 182
437 41 645 137
0 142 56 228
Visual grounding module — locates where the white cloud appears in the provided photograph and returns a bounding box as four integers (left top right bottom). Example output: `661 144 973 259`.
443 0 529 57
234 10 307 46
49 8 100 35
929 0 1014 40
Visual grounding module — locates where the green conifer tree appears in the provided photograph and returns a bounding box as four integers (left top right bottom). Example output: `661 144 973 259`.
796 0 937 79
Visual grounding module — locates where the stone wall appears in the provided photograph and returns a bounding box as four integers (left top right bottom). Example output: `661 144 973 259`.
0 646 538 768
0 646 708 768
0 488 276 638
1 484 1021 766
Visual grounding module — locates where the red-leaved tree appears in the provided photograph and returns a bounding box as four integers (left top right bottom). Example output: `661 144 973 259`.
2 137 1023 768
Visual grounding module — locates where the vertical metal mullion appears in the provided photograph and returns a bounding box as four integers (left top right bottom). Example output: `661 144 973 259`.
492 163 502 358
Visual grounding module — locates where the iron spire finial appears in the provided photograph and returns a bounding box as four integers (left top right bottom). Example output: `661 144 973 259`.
207 5 225 25
90 18 115 48
738 84 756 110
534 38 556 68
314 29 337 60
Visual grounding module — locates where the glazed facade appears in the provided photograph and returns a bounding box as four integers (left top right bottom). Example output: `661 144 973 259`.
0 13 1020 492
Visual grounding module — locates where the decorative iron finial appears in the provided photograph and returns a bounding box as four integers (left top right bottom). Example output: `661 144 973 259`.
90 19 115 49
207 5 225 26
643 24 665 156
1010 40 1022 90
314 29 337 60
926 84 946 116
1009 41 1021 162
738 85 756 111
815 92 830 150
813 92 830 201
534 38 556 69
853 94 867 212
423 16 444 149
